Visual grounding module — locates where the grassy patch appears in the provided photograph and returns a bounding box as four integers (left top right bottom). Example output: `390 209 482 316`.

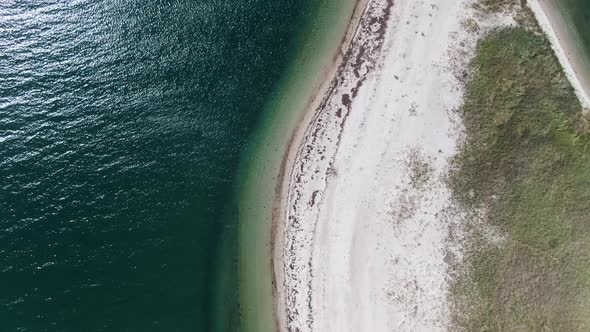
473 0 520 13
406 148 433 190
450 27 590 331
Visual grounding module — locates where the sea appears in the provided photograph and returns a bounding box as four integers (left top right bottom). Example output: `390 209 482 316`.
560 0 590 54
0 0 326 331
4 0 590 331
551 0 590 99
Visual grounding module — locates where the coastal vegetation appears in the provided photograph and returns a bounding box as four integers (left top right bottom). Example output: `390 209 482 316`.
450 25 590 330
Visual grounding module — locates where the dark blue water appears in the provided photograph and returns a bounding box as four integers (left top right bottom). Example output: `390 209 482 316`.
0 0 315 331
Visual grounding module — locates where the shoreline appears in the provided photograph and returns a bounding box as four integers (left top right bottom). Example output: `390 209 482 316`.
273 1 394 330
271 0 370 329
237 1 359 331
270 0 368 324
272 0 369 275
273 0 517 331
529 0 590 108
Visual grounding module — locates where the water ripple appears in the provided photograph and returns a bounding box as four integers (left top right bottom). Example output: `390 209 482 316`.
0 0 309 330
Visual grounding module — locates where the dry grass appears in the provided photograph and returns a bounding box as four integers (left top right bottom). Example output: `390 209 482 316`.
450 27 590 331
472 0 521 13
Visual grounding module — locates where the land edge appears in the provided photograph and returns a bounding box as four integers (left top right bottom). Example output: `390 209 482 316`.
268 0 368 330
528 0 590 108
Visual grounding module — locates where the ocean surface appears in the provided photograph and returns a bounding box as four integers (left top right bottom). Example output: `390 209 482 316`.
560 0 590 55
0 1 319 331
553 0 590 92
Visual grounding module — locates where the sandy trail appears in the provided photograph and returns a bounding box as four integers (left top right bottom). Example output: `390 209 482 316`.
274 1 515 331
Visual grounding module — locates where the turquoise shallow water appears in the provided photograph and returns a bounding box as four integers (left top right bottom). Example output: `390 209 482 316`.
236 1 356 330
0 1 318 331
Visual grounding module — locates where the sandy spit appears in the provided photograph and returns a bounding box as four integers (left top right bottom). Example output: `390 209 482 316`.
273 1 515 331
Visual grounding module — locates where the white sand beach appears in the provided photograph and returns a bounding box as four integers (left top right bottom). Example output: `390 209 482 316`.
273 0 517 331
